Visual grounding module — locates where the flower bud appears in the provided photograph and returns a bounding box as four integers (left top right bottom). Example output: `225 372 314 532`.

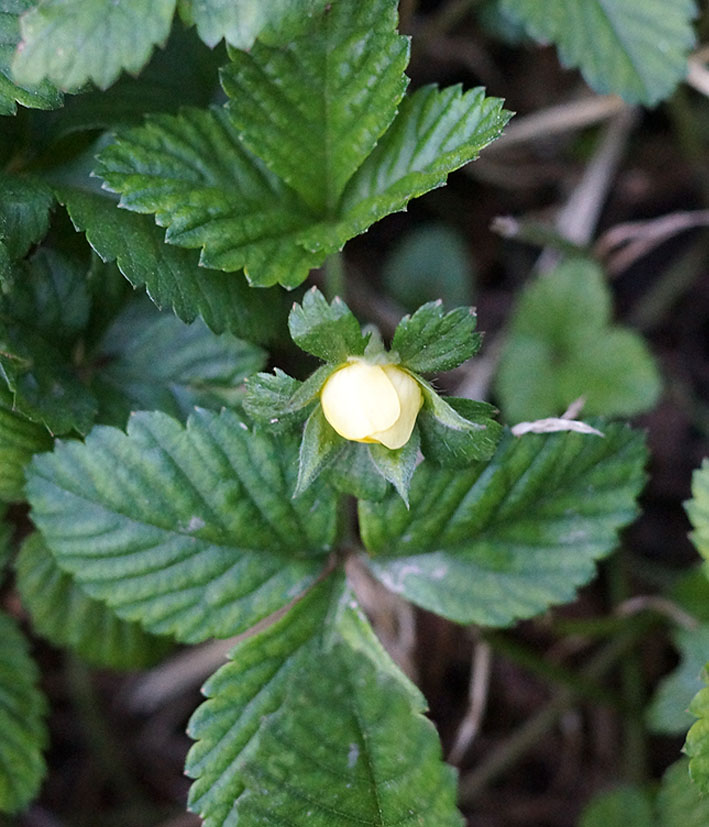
320 361 423 450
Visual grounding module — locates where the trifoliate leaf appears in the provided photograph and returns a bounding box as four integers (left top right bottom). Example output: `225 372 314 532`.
686 459 709 560
96 11 510 288
16 533 173 669
0 0 62 115
221 0 409 215
686 670 709 796
178 0 330 49
657 758 709 826
499 0 697 106
91 297 266 427
288 287 369 362
26 408 338 643
0 173 54 259
579 785 654 827
417 384 502 465
188 574 462 827
0 612 47 814
360 423 646 626
57 185 284 342
0 386 52 502
392 301 481 374
496 258 661 423
12 0 177 92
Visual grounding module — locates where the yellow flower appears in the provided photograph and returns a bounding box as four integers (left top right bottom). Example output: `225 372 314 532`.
320 361 423 450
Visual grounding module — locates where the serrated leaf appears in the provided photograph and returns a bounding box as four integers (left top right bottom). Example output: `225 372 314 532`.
242 369 307 431
12 0 177 92
496 258 661 423
392 301 480 374
96 26 510 288
0 0 62 115
579 785 654 827
0 385 52 502
288 287 368 362
188 575 462 827
657 758 709 826
221 0 409 215
91 296 265 426
178 0 330 49
330 84 511 249
26 408 338 643
0 172 54 259
686 459 709 560
417 395 502 466
16 532 173 669
57 185 284 342
359 423 646 626
500 0 697 106
0 612 47 814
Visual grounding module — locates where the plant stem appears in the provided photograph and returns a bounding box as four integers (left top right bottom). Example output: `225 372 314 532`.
323 252 346 301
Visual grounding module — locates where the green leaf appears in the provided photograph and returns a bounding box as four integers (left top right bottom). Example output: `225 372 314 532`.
0 172 54 260
242 369 307 431
579 785 654 827
295 405 344 497
12 0 177 92
0 612 47 814
188 575 462 826
392 301 481 374
0 385 52 502
57 185 283 342
331 84 511 248
26 408 338 643
178 0 330 49
499 0 697 106
657 758 709 826
369 428 420 506
359 423 646 626
686 459 709 560
96 16 510 288
288 287 368 362
0 0 62 115
221 0 409 215
495 258 661 423
91 297 266 427
417 386 502 465
16 532 173 669
685 669 709 796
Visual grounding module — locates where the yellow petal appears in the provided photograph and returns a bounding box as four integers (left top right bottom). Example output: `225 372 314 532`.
320 362 400 441
370 366 423 449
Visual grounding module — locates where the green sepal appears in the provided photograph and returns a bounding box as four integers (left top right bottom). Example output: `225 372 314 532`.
369 428 420 507
392 301 481 374
15 533 174 669
0 173 54 260
294 405 344 497
328 442 389 502
417 381 502 465
288 287 369 362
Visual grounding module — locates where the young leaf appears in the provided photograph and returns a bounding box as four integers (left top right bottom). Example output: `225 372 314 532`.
0 173 54 260
0 386 52 502
188 575 462 827
656 758 709 826
499 0 697 106
392 301 481 374
221 0 409 215
288 287 368 362
495 258 661 423
57 185 284 342
16 533 173 669
12 0 177 92
0 612 47 815
92 297 266 426
179 0 330 49
26 408 338 643
0 0 62 115
359 423 646 626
